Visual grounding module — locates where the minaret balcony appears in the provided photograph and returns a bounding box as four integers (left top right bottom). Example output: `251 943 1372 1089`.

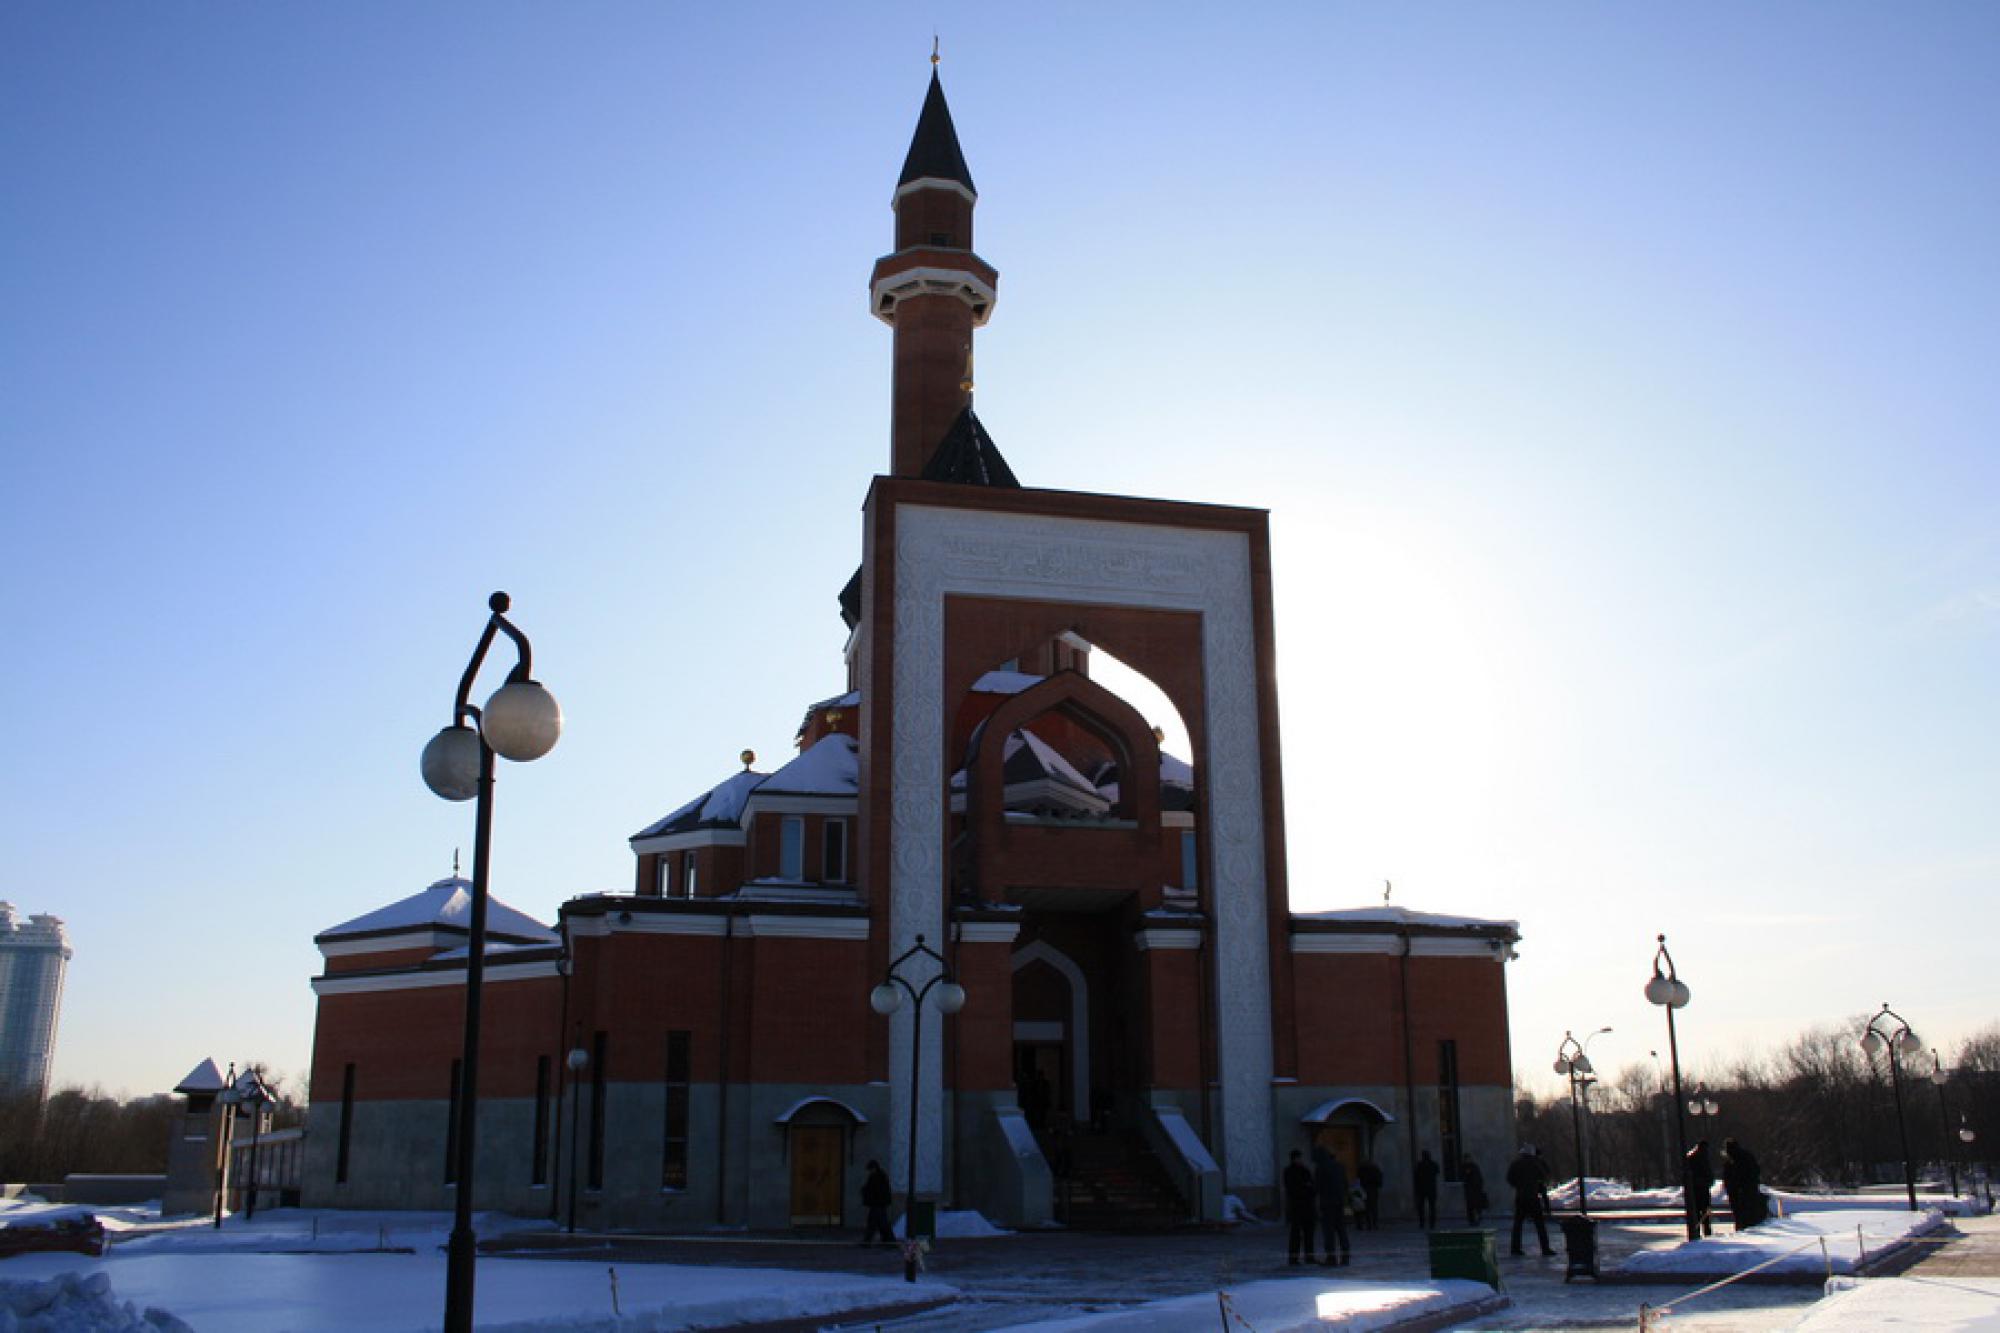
870 248 998 326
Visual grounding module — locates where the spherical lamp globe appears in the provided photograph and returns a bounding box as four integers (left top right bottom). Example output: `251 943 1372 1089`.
870 983 903 1015
936 982 967 1015
482 680 562 762
422 724 483 801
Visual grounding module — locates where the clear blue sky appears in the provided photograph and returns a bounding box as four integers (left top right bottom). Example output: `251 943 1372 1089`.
4 4 1995 1101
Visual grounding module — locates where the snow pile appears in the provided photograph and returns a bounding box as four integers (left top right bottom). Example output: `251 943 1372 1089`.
895 1209 1010 1239
1795 1275 2000 1331
1007 1277 1494 1331
1768 1187 1993 1219
114 1208 540 1255
1617 1206 1947 1277
1544 1177 1706 1210
1222 1195 1267 1225
0 1270 192 1332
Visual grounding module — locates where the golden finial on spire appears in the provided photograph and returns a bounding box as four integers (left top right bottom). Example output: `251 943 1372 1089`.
960 342 974 395
931 35 941 68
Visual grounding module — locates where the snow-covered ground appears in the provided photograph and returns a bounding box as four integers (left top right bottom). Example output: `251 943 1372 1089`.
1542 1177 1994 1218
1001 1277 1496 1332
1620 1207 1946 1278
1794 1276 2000 1331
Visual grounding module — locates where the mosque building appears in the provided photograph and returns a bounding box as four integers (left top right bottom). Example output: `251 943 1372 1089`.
304 67 1520 1231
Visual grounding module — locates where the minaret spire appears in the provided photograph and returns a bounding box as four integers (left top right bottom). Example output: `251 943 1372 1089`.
870 62 998 478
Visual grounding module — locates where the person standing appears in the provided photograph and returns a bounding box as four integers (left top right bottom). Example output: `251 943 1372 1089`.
860 1160 893 1246
1283 1149 1318 1265
1505 1145 1554 1257
1314 1147 1351 1267
1684 1140 1716 1238
1356 1158 1384 1230
1462 1157 1489 1226
1720 1139 1765 1230
1413 1150 1440 1230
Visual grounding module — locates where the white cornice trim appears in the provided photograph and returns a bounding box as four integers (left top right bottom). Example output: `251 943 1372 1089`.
630 828 744 854
318 930 450 958
312 960 560 996
893 177 977 207
741 915 869 941
740 793 858 819
572 913 729 938
1290 933 1508 959
954 921 1022 945
1134 928 1203 952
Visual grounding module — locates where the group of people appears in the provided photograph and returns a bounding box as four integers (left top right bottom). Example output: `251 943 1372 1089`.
1684 1137 1767 1235
1282 1147 1497 1266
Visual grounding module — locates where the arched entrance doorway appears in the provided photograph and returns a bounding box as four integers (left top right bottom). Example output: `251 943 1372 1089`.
777 1096 866 1227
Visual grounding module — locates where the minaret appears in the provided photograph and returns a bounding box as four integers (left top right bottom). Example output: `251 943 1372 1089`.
871 61 999 478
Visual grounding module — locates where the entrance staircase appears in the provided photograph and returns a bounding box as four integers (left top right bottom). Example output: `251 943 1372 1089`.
1055 1131 1188 1230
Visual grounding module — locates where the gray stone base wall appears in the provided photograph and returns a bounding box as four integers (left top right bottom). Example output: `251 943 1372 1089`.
1269 1082 1514 1222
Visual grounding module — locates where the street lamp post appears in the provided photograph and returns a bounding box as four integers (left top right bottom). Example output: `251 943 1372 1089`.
566 1045 589 1233
1930 1052 1961 1198
869 933 966 1282
212 1061 238 1229
1553 1030 1606 1219
1859 1003 1924 1212
1686 1083 1720 1123
421 592 563 1333
235 1070 272 1220
1644 934 1696 1238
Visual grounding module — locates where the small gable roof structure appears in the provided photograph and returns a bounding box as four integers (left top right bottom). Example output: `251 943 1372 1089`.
631 768 768 841
757 734 859 798
316 876 556 946
174 1058 226 1096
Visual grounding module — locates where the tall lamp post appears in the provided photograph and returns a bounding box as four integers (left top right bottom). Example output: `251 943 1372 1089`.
1859 1003 1923 1212
869 933 965 1282
235 1070 273 1220
1553 1030 1606 1219
565 1045 589 1233
1644 934 1696 1238
421 592 563 1333
1930 1052 1962 1198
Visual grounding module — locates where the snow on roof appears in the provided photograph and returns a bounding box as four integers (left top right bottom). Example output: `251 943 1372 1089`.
807 689 861 711
1295 905 1518 932
318 877 557 943
758 734 858 797
174 1058 225 1095
1300 1096 1397 1125
772 1096 868 1125
948 729 1100 797
632 768 768 840
972 669 1045 695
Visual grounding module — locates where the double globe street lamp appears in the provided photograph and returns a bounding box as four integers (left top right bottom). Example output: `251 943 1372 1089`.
1643 934 1699 1240
869 933 965 1281
1930 1051 1973 1198
420 592 562 1333
1553 1029 1609 1220
1859 1003 1924 1212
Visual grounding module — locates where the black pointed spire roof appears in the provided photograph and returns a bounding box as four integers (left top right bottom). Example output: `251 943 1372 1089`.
898 70 976 195
920 407 1017 487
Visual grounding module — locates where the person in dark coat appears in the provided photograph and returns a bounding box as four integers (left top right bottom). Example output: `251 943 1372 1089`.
1356 1159 1384 1230
1462 1157 1489 1226
1413 1150 1440 1229
1720 1139 1765 1230
860 1160 893 1246
1684 1140 1716 1238
1313 1147 1351 1266
1283 1149 1318 1265
1505 1145 1554 1256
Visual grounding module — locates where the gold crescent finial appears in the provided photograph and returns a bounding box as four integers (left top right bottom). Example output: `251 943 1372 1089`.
931 35 941 68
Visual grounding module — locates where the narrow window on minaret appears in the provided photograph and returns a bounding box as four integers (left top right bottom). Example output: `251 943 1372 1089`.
1180 831 1199 893
823 820 848 884
683 855 698 899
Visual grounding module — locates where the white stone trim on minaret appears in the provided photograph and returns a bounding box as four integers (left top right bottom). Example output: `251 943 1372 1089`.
885 504 1276 1195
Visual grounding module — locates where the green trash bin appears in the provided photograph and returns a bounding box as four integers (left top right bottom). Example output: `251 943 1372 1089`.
1428 1228 1500 1287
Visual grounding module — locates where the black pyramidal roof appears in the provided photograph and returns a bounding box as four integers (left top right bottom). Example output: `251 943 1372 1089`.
921 407 1018 487
837 408 1020 628
898 70 976 194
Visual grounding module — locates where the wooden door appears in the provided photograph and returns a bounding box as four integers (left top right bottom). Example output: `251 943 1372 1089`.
1315 1124 1361 1179
789 1125 844 1226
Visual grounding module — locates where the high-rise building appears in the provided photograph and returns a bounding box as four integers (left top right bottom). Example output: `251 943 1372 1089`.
0 902 72 1100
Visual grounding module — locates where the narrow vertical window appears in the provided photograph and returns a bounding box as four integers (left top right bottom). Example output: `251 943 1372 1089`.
653 855 672 897
683 855 698 899
335 1063 355 1185
1180 830 1199 892
662 1031 691 1189
444 1059 463 1184
531 1055 551 1185
779 816 804 880
1438 1039 1463 1183
822 819 848 884
587 1031 608 1191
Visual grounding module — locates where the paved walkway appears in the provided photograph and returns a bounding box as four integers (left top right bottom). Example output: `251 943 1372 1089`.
1903 1212 2000 1278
